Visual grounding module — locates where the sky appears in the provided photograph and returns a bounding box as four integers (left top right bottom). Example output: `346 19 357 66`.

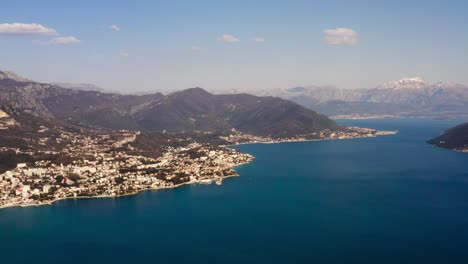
1 0 468 93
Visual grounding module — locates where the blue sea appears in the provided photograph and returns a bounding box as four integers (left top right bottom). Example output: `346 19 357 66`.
1 118 468 264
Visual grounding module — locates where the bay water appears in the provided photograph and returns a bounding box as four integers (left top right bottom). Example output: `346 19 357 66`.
1 118 468 263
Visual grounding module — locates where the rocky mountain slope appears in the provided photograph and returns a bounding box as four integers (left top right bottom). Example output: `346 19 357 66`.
0 71 339 138
227 78 468 118
428 122 468 152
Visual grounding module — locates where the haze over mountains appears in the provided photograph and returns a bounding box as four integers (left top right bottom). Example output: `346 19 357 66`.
0 70 338 138
2 68 466 139
0 70 31 83
222 77 468 118
51 83 105 92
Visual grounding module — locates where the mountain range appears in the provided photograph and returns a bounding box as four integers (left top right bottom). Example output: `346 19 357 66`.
0 70 338 138
222 78 468 118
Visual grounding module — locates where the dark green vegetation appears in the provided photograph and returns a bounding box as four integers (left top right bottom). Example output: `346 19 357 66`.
428 122 468 151
0 114 79 173
0 71 339 138
131 131 230 157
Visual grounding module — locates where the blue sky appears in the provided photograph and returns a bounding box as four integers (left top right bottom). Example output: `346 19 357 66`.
1 0 468 92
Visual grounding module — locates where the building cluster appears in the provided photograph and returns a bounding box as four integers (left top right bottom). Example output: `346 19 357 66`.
0 110 17 130
0 122 394 209
222 127 396 145
0 128 253 208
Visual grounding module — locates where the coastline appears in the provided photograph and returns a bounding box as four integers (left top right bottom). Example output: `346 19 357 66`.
0 171 244 210
231 130 398 147
331 115 403 120
0 131 397 211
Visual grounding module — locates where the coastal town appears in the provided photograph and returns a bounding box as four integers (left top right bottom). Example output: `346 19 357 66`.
0 127 254 209
0 120 396 209
222 126 397 145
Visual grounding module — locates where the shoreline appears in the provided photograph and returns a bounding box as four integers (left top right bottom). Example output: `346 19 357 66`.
332 115 403 120
0 131 397 210
333 116 468 121
230 130 398 147
0 171 244 210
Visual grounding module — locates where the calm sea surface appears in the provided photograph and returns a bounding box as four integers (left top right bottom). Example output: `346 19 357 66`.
1 118 468 264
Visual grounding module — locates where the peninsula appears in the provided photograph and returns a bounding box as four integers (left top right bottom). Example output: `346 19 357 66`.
0 123 395 209
0 71 396 209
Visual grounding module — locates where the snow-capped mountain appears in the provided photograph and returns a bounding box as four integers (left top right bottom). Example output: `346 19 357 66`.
377 77 468 90
377 77 426 89
221 78 468 118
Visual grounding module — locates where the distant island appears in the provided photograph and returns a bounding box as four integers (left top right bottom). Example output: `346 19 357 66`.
428 122 468 152
0 71 396 209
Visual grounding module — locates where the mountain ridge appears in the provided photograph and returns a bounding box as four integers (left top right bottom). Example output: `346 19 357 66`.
222 78 468 118
0 71 340 138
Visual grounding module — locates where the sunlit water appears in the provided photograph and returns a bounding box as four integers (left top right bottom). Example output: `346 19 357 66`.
1 118 468 264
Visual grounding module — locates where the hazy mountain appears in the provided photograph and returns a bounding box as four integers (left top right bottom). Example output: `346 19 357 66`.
225 78 468 118
0 70 31 82
0 70 339 138
376 77 427 89
428 122 468 151
51 82 105 92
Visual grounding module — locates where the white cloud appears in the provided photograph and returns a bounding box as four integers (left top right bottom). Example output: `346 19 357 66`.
323 27 358 46
47 36 81 45
34 36 80 45
191 46 201 51
254 37 265 43
110 25 120 31
218 34 240 43
0 23 58 35
119 50 129 57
